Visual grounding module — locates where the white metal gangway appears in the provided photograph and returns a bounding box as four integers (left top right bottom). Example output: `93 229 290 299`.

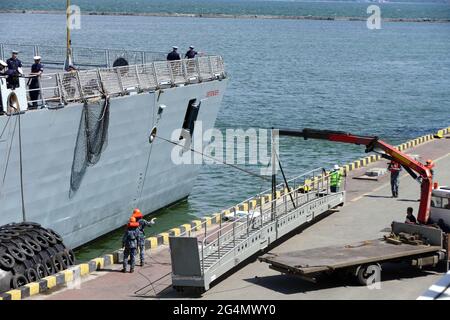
169 168 345 292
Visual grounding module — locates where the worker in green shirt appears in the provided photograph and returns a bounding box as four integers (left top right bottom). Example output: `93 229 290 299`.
330 164 342 193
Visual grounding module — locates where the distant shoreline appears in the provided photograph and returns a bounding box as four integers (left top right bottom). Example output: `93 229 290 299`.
1 9 449 23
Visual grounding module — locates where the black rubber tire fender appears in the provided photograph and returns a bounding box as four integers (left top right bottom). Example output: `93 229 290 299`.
52 253 66 272
60 251 71 267
53 243 66 253
0 230 19 237
47 229 63 243
0 234 12 241
24 238 42 253
25 268 40 282
38 230 57 245
45 246 58 257
7 245 27 262
32 234 49 249
19 222 41 229
44 259 55 275
17 242 34 258
35 263 47 278
11 274 28 289
66 249 75 265
0 252 15 269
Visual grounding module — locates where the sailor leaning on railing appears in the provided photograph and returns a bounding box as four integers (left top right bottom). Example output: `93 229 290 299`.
28 55 44 110
0 49 44 114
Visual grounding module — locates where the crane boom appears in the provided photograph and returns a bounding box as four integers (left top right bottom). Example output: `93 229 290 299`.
277 128 433 224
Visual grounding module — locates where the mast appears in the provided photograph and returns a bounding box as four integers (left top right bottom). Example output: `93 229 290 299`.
64 0 73 70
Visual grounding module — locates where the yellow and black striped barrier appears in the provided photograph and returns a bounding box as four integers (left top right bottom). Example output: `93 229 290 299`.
0 255 114 300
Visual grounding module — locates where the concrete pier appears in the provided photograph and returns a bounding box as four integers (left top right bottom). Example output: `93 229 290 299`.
29 132 450 300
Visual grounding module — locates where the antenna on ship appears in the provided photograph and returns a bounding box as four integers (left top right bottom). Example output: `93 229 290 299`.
64 0 74 71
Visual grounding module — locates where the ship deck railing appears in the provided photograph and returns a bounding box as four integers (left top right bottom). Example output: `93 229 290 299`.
0 43 167 69
0 43 226 109
11 56 225 109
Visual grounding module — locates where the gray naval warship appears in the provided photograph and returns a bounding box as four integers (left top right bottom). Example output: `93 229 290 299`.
0 43 228 249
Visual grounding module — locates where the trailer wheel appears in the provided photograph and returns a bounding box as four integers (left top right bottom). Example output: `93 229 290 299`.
356 264 381 286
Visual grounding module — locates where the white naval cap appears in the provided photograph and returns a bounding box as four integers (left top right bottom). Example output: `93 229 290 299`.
0 60 7 67
12 50 19 54
189 45 194 49
34 55 41 60
172 46 178 50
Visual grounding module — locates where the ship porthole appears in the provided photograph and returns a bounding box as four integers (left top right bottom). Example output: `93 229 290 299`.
149 127 157 144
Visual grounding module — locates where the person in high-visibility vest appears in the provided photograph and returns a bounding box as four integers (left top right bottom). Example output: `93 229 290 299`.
330 164 341 193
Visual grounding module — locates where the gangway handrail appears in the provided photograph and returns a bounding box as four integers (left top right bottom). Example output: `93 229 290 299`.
198 170 334 274
176 167 329 239
203 191 342 274
201 167 329 243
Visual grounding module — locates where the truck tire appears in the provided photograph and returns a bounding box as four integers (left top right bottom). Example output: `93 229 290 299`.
356 264 381 286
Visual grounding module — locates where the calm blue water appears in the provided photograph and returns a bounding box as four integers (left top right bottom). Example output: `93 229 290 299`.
1 12 449 260
4 0 450 20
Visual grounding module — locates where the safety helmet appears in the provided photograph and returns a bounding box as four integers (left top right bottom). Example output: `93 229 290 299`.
426 159 434 167
127 216 139 228
132 208 143 219
333 164 339 170
0 60 6 67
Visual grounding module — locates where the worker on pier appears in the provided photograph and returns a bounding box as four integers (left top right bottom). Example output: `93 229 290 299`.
388 160 402 198
405 207 417 225
330 165 342 193
28 56 44 110
167 46 181 61
132 208 156 267
425 159 434 177
122 216 139 273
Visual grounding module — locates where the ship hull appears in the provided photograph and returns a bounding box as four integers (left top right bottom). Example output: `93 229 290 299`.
0 79 228 248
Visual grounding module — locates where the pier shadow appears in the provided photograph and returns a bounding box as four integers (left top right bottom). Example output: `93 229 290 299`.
143 209 341 299
396 198 420 203
241 262 442 295
364 195 393 199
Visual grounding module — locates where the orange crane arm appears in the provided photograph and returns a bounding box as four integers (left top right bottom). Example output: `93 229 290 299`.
277 128 433 224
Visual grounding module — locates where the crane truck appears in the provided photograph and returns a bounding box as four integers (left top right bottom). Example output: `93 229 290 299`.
259 128 450 286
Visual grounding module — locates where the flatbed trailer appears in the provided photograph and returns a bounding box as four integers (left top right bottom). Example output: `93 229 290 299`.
259 222 449 285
